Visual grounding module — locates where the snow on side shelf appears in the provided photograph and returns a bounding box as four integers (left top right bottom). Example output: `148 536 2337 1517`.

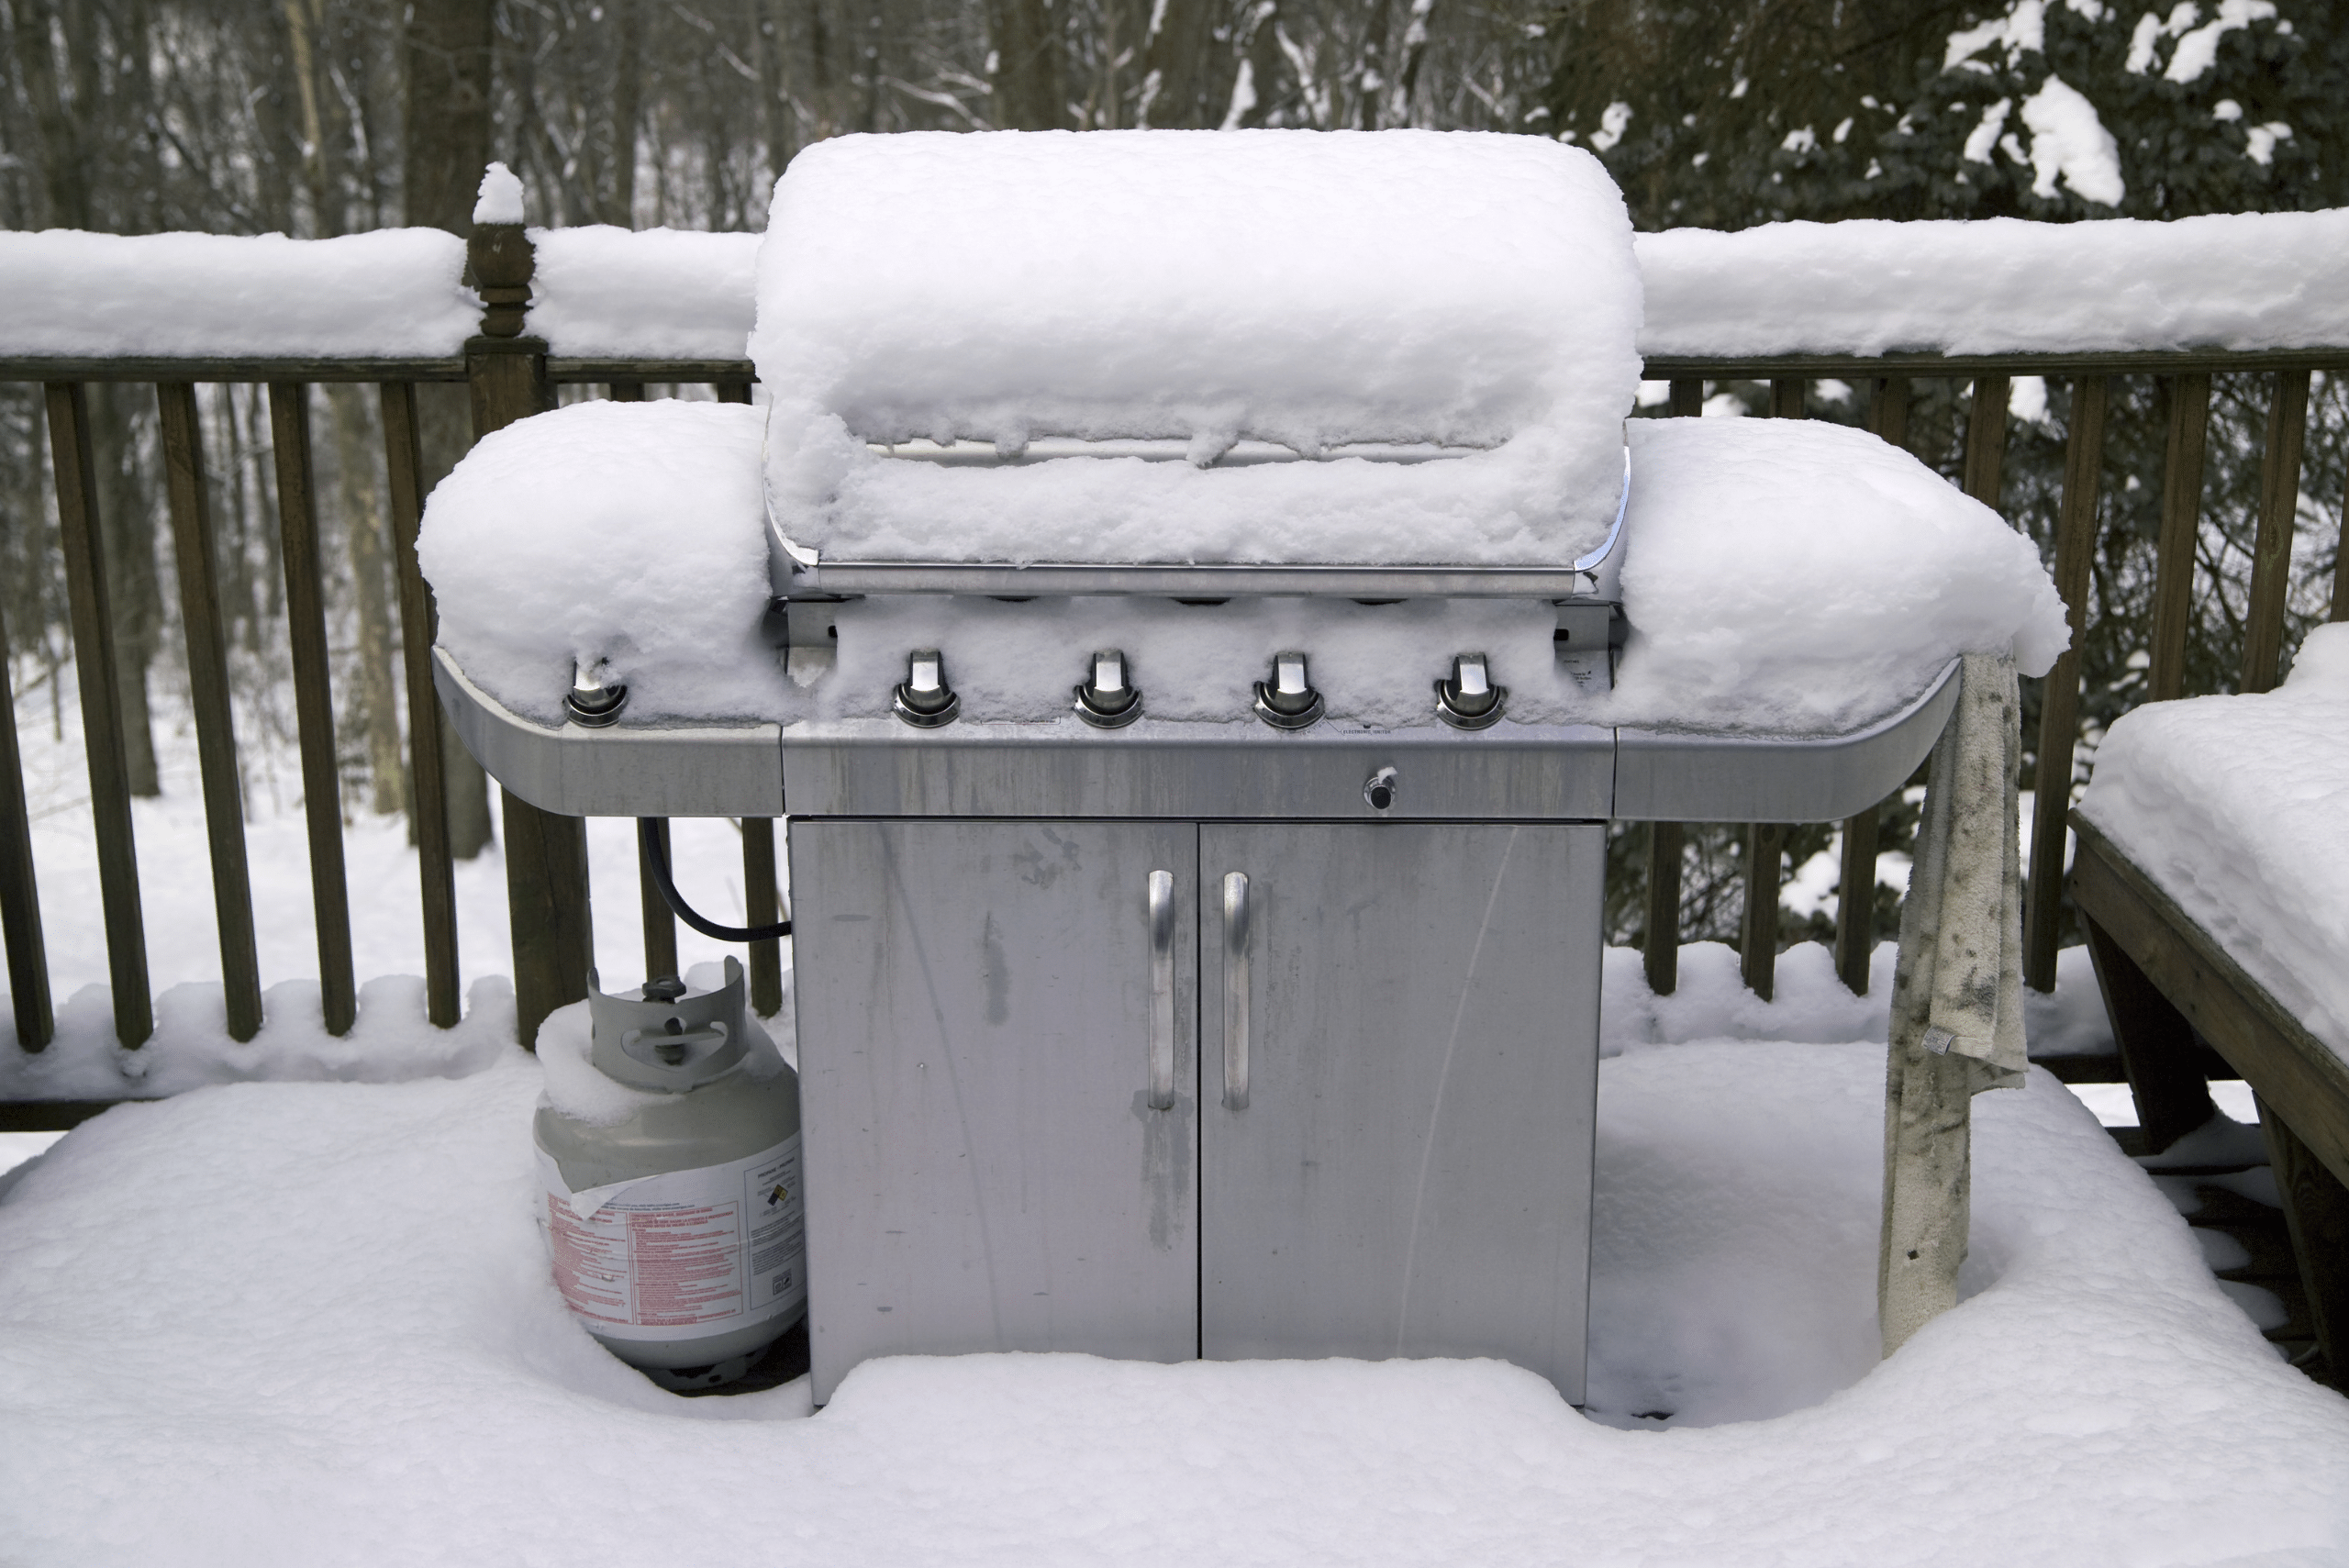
417 406 2064 734
2077 621 2349 1055
528 227 762 358
5 1037 2343 1564
751 129 1642 567
1638 208 2349 357
1599 417 2066 733
415 398 790 727
0 228 477 357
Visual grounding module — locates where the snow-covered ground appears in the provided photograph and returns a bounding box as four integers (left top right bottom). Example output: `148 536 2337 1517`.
4 1031 2343 1565
6 663 2340 1563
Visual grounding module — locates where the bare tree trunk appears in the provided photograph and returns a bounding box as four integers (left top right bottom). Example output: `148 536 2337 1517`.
1139 0 1213 128
988 0 1066 128
328 386 405 817
404 0 496 234
752 0 790 190
611 0 645 222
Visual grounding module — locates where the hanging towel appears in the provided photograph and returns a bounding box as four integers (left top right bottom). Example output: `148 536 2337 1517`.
1878 651 2027 1357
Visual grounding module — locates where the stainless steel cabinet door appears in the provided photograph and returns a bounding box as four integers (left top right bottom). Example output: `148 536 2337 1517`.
791 820 1200 1402
1199 822 1603 1401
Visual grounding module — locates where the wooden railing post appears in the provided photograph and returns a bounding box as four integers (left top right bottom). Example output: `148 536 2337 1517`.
44 382 150 1048
2241 368 2311 695
0 590 51 1051
269 381 358 1036
2023 375 2109 991
158 382 263 1040
2149 373 2211 703
381 380 462 1028
468 202 587 1050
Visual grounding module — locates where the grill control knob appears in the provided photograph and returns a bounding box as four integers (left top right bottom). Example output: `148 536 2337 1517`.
1252 651 1325 729
1434 652 1507 730
1073 649 1143 728
1364 766 1399 812
892 648 961 727
563 658 629 728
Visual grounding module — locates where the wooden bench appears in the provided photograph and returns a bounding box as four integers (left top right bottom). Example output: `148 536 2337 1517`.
2069 811 2349 1383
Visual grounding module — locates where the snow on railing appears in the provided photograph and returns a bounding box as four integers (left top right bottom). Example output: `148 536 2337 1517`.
4 202 2347 1129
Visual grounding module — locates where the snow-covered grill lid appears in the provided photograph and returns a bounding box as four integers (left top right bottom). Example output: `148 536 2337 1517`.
751 129 1642 573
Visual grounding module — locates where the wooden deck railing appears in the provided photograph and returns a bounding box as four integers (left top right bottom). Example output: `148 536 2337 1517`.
1642 350 2343 1018
2 216 2343 1132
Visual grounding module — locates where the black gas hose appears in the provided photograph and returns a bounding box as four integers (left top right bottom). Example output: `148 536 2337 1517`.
639 817 794 943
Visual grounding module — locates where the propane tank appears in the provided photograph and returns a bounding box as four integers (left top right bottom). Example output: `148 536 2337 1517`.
534 957 806 1392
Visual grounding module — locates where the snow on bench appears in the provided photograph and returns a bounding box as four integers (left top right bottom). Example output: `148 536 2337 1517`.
2077 624 2349 1058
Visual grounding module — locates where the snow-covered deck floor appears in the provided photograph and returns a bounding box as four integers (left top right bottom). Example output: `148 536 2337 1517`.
5 1014 2345 1566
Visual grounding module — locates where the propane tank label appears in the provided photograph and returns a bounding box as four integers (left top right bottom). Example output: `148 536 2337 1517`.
538 1135 806 1343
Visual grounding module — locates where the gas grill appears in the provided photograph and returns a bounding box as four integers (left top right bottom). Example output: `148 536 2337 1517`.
429 130 1962 1406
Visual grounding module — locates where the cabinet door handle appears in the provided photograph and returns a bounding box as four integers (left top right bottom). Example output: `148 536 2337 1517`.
1146 869 1176 1110
1221 871 1251 1109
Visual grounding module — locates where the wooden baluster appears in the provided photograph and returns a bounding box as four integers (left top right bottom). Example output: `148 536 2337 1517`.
2335 379 2349 620
270 382 357 1036
1736 378 1809 999
158 383 262 1041
743 817 783 1017
380 380 462 1028
1834 802 1880 995
2148 373 2211 702
1738 824 1783 1001
2241 368 2311 695
639 819 679 983
1642 822 1683 997
607 381 646 403
2023 376 2109 992
1638 376 1709 999
1962 373 2010 508
1869 373 1912 452
1833 374 1918 995
0 590 51 1051
469 208 587 1051
44 383 150 1048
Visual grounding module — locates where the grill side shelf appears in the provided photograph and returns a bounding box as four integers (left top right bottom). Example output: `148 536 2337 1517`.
431 648 785 818
1610 660 1962 824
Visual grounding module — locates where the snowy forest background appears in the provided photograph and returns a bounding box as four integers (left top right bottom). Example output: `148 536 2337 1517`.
0 0 2344 962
